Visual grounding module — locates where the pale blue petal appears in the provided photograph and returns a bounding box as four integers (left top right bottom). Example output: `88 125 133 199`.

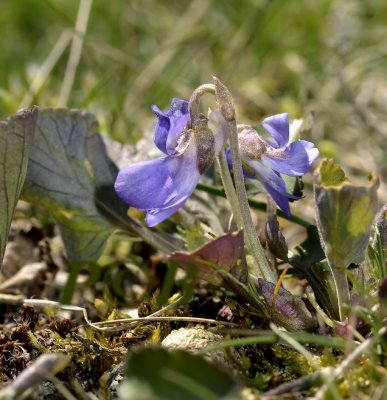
146 194 191 227
263 140 319 176
114 139 200 226
263 181 292 217
262 113 289 148
246 159 300 217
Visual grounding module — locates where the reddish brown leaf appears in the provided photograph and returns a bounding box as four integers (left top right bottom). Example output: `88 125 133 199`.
169 230 245 285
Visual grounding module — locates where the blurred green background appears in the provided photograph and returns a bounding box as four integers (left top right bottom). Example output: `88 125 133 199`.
1 0 386 196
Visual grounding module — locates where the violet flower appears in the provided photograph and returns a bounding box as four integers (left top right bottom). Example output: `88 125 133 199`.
114 98 227 227
230 113 319 216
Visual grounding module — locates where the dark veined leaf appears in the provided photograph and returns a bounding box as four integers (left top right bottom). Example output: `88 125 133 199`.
288 225 325 272
119 347 240 400
21 108 174 263
288 225 340 320
0 107 38 265
255 278 316 331
265 214 288 261
375 203 387 249
378 278 387 320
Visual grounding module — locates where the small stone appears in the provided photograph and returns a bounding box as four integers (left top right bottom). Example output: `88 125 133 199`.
161 327 227 365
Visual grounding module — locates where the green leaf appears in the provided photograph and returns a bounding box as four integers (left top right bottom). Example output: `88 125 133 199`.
314 159 379 320
314 159 379 268
288 225 325 272
119 347 240 400
265 214 288 261
288 226 340 319
0 107 38 264
21 108 175 263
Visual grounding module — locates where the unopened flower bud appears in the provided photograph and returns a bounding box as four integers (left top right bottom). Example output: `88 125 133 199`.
193 115 215 174
213 76 235 121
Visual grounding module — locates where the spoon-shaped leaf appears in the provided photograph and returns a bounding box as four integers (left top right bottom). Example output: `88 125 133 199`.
314 159 379 320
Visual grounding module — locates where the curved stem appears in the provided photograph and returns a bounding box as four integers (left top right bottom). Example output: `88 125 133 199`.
188 83 216 125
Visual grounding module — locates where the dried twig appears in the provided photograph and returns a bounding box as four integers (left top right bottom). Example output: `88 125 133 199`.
24 298 238 333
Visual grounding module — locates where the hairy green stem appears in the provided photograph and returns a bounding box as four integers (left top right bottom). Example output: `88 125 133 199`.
227 117 276 281
216 151 243 228
213 77 276 282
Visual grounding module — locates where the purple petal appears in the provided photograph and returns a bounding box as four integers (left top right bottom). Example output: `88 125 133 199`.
226 148 255 178
263 140 319 177
146 194 191 227
262 113 289 148
152 98 190 155
246 159 300 217
263 182 292 217
114 140 200 226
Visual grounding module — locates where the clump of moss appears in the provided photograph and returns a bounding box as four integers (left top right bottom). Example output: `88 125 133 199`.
237 343 315 392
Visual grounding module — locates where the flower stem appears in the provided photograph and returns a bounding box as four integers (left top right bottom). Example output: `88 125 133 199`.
216 151 244 228
213 77 276 282
228 118 276 282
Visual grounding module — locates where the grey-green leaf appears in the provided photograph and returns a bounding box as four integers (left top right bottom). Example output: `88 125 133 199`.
0 107 38 264
21 108 134 262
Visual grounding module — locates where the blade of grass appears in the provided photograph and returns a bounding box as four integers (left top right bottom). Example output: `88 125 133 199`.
58 0 93 106
20 30 72 109
201 330 349 352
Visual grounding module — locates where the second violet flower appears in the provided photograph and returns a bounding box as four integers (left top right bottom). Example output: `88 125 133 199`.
230 113 319 216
